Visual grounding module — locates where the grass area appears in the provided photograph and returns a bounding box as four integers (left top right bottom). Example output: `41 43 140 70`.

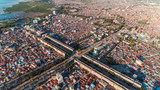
4 1 55 14
0 21 21 29
138 19 149 24
71 0 92 3
56 6 80 15
0 23 5 26
0 18 33 28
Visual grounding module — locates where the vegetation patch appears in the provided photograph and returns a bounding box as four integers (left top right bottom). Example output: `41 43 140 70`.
71 0 92 3
138 19 149 24
0 21 21 28
4 1 55 14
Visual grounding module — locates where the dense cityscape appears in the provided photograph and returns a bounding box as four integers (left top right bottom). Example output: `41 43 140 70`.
0 0 160 90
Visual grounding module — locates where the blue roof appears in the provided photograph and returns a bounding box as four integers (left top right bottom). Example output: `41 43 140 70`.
156 87 160 90
91 83 95 87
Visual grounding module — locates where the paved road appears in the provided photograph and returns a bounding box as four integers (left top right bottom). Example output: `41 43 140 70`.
7 25 124 89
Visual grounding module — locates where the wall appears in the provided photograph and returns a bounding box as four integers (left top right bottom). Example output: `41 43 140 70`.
45 35 74 52
82 55 142 89
74 59 128 90
38 38 66 57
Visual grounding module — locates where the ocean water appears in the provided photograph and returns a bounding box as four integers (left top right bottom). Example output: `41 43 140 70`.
0 0 25 14
0 0 28 21
0 12 26 20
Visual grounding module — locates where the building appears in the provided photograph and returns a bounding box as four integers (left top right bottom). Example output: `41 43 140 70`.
93 47 98 56
56 72 64 84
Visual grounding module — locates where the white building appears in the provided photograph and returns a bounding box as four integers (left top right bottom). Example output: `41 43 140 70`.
53 10 57 15
56 72 64 84
93 47 98 56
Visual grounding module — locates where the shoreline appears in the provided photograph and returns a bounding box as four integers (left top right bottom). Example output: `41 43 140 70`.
0 11 44 21
0 0 30 15
0 0 54 23
0 10 24 15
0 0 30 21
0 0 54 27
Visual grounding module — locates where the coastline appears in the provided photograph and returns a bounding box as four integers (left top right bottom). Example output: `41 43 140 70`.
0 0 54 22
0 11 45 29
0 0 30 22
0 0 54 27
0 11 44 22
0 0 30 15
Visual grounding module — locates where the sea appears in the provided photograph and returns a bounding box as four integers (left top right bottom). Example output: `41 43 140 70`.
0 0 28 21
